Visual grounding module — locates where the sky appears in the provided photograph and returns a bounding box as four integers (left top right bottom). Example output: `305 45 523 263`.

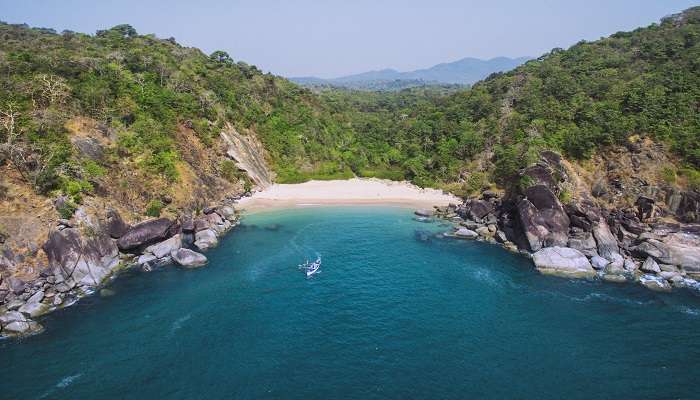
1 0 697 78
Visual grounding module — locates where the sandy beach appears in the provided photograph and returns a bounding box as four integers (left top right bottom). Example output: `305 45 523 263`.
236 178 460 211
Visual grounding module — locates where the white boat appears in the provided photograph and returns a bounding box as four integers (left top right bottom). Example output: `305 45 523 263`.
301 256 321 277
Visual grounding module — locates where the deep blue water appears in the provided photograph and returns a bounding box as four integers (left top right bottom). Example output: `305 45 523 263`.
2 207 700 399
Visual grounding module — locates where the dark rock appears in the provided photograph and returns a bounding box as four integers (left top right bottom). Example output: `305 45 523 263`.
635 196 655 221
481 190 498 200
468 200 494 221
621 217 647 235
517 185 570 251
105 209 130 239
181 215 195 233
194 218 210 232
202 207 216 215
116 218 173 251
72 137 104 160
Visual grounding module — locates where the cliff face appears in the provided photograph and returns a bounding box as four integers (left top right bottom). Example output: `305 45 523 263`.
220 124 273 189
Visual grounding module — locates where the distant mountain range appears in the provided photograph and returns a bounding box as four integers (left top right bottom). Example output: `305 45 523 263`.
290 56 531 90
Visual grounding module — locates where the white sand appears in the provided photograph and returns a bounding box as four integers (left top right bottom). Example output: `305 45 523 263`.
237 178 460 211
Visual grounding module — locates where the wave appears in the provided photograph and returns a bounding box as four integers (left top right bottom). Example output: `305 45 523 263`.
38 373 83 399
171 314 192 334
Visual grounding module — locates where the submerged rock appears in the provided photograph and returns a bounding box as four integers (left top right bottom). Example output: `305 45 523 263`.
639 275 672 292
532 247 596 278
171 248 208 268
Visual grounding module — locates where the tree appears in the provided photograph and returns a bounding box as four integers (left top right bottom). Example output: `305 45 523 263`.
209 50 232 64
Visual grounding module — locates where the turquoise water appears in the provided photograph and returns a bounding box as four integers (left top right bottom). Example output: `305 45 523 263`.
2 207 700 399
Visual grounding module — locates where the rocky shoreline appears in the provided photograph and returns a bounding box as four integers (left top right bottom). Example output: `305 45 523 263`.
2 151 699 339
0 199 242 339
426 152 700 293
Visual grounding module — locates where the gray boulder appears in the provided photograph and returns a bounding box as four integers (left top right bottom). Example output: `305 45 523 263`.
414 209 433 217
144 235 181 259
171 248 208 268
532 247 596 278
217 206 236 221
117 218 173 251
454 228 478 239
194 229 219 251
640 257 661 274
590 256 609 270
7 276 26 295
43 227 120 288
0 311 43 337
592 220 622 263
18 301 50 318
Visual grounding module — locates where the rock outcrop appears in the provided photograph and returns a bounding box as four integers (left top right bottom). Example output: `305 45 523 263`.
517 185 570 251
43 227 120 287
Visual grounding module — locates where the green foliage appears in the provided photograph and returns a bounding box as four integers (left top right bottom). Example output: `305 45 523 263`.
464 172 488 196
145 199 164 217
661 167 677 184
1 7 699 196
57 200 78 219
220 159 239 183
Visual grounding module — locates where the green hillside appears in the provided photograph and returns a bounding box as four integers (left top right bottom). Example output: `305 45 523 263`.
1 6 699 205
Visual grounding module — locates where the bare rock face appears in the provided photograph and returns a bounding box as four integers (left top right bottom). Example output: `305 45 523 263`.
43 227 120 287
666 190 700 223
117 218 173 251
517 185 570 251
532 247 596 278
220 124 273 188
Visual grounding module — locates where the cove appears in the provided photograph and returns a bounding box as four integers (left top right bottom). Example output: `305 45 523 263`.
1 206 700 399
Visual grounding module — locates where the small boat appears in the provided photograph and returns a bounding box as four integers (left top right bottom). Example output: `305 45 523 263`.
300 256 321 277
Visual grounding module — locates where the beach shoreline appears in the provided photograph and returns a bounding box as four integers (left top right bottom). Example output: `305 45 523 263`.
236 178 461 212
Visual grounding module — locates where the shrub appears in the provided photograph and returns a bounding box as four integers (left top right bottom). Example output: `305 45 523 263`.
145 199 164 217
660 167 677 184
220 159 238 183
57 200 78 219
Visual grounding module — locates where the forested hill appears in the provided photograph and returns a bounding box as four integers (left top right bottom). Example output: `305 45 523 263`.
1 5 699 211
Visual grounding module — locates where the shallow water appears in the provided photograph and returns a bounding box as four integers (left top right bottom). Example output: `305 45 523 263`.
2 207 700 399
